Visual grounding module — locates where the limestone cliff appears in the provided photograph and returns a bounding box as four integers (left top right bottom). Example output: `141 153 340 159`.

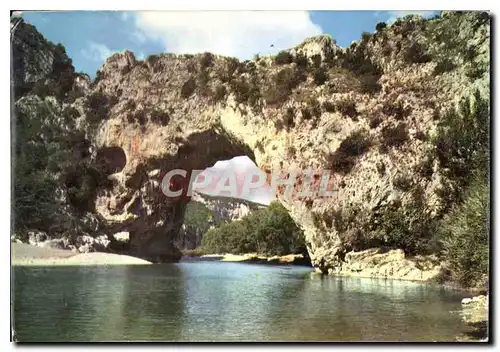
11 12 490 273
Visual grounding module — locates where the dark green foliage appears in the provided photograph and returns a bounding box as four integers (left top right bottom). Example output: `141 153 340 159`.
440 175 489 288
199 52 214 68
313 67 328 85
415 156 434 179
262 67 306 105
294 54 309 69
214 84 227 101
434 91 489 186
404 42 432 64
301 97 321 121
415 131 427 141
466 65 486 80
360 74 382 94
322 101 336 113
329 130 372 174
361 32 372 43
311 54 322 68
13 99 104 234
275 50 294 65
369 115 382 129
393 174 413 191
335 100 358 119
376 22 387 31
150 109 170 126
369 193 439 255
201 202 306 256
284 107 295 128
376 161 386 176
229 77 261 106
84 91 113 124
382 101 412 120
181 78 197 98
64 163 111 212
217 58 240 82
434 58 456 75
255 140 265 153
381 123 408 148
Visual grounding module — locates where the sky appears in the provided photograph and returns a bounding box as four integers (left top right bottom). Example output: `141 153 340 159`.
15 10 440 205
18 10 440 78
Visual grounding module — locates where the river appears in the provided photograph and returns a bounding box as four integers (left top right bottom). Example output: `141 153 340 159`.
12 262 470 342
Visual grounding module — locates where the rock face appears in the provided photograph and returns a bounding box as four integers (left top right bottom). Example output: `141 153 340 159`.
327 248 443 282
11 13 490 271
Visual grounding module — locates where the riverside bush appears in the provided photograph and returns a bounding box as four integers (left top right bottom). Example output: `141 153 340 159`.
201 201 306 256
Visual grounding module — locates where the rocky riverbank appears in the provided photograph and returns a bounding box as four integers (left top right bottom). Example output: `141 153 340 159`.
457 295 489 342
325 248 444 282
193 253 311 266
11 243 151 266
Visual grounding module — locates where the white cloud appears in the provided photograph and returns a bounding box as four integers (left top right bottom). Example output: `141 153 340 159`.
386 11 439 24
130 11 322 59
81 42 117 62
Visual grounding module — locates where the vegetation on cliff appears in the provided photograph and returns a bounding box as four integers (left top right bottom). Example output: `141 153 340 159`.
12 18 109 242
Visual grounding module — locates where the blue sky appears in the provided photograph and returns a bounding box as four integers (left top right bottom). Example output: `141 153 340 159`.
18 10 440 78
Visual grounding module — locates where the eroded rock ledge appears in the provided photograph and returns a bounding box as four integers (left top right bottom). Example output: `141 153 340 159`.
325 248 443 282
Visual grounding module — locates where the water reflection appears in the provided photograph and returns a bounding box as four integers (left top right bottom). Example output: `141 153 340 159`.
13 263 468 342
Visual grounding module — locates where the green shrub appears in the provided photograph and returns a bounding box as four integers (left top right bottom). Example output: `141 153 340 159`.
311 54 322 68
199 52 214 68
201 201 306 256
434 58 456 75
295 54 309 69
336 100 358 119
415 156 434 179
404 42 432 64
360 74 382 94
313 68 328 85
84 91 112 124
275 50 294 65
329 130 372 174
180 78 197 98
435 91 489 186
440 175 489 288
150 109 170 126
376 22 387 31
214 84 227 101
393 174 413 191
284 107 295 128
369 115 382 129
322 101 336 113
230 77 261 105
262 67 306 105
382 101 412 120
381 123 408 148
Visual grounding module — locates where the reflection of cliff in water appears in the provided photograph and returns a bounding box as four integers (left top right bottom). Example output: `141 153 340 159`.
264 274 469 341
13 265 185 341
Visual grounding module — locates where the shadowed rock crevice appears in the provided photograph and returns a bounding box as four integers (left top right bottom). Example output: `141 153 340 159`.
96 146 127 175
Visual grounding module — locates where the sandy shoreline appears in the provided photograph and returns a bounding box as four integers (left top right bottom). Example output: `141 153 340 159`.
11 243 151 266
198 253 310 265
